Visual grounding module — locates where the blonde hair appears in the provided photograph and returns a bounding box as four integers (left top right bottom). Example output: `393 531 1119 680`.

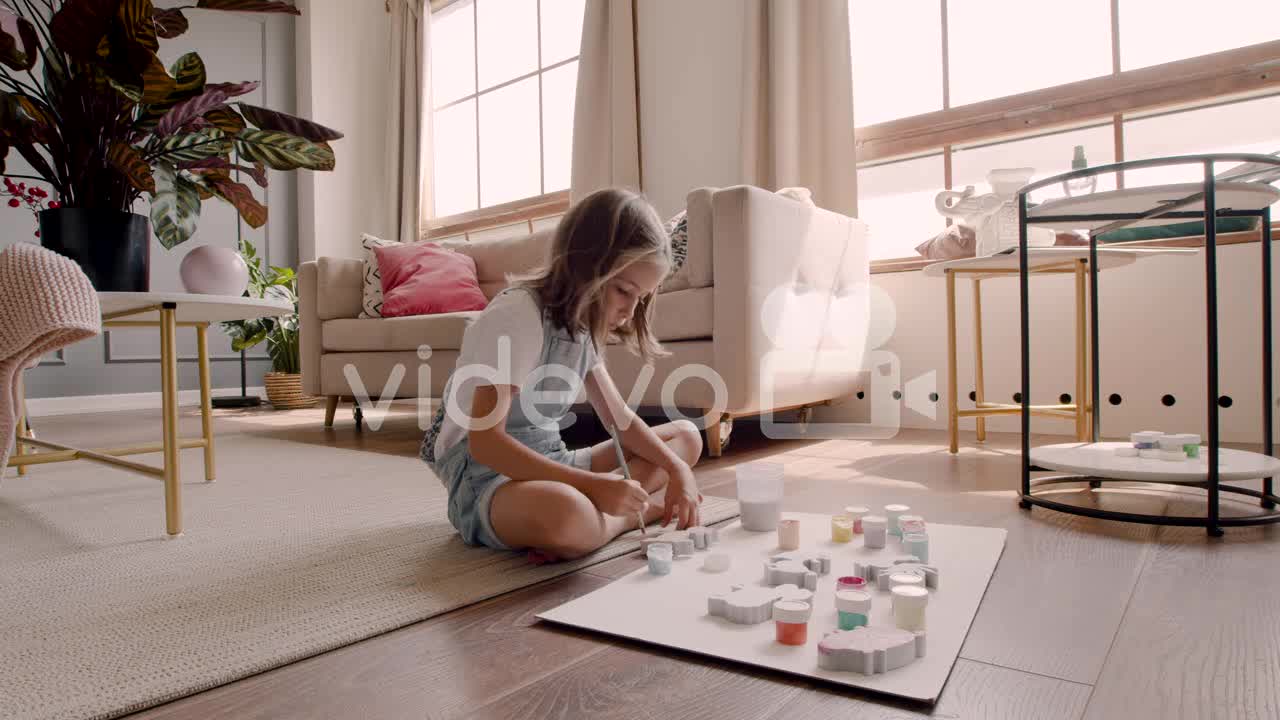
513 188 672 362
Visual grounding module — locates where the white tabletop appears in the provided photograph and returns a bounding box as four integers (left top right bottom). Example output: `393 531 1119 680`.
922 246 1194 277
1027 181 1280 231
1030 442 1280 483
99 292 293 323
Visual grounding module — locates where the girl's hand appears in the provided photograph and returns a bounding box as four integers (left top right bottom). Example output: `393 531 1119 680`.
585 472 650 518
662 463 701 530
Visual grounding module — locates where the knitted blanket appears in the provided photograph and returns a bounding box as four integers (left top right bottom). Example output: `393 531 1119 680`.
0 243 101 472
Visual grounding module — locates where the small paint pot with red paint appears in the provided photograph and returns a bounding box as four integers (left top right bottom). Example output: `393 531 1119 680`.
836 575 867 592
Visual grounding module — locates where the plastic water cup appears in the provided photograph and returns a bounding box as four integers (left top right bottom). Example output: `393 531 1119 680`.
736 461 784 531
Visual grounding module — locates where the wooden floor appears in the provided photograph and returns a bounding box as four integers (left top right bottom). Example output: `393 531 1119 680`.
19 402 1278 720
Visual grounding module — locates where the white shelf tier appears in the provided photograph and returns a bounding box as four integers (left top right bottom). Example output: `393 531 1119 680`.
1030 442 1280 484
921 247 1193 278
1027 181 1280 231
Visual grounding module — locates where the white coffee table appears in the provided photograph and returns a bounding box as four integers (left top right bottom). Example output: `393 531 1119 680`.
924 247 1194 453
12 292 292 536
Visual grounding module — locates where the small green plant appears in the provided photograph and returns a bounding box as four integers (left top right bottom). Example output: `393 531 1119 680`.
221 237 299 373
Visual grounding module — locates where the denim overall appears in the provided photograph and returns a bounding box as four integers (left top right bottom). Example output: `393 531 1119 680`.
421 288 597 549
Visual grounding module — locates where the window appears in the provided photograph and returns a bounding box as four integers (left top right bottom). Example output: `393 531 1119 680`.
430 0 584 219
1123 95 1280 187
1119 0 1280 71
850 0 1280 263
951 125 1117 205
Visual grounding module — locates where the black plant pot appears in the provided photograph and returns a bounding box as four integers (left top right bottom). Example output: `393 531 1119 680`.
38 208 150 292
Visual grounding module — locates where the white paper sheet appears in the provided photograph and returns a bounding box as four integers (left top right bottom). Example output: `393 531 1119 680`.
538 514 1006 702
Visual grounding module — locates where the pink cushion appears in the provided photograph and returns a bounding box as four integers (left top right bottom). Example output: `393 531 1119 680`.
373 242 489 317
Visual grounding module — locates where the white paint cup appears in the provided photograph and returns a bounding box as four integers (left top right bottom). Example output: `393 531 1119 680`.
862 515 887 548
737 462 784 532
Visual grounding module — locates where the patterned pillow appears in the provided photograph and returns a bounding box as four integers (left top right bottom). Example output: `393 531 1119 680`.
358 233 407 318
660 210 691 293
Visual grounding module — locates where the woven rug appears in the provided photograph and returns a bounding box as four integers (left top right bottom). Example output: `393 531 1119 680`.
0 433 739 720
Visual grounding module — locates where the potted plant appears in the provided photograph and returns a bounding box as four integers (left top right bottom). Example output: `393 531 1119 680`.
221 237 314 409
0 0 340 291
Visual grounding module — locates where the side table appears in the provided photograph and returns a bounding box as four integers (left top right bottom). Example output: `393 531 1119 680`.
10 292 291 536
1016 154 1280 535
925 247 1193 454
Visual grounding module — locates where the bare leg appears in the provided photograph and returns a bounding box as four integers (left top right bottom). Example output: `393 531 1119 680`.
583 419 702 488
489 420 703 559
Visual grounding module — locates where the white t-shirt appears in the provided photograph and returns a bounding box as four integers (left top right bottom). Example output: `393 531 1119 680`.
434 289 599 459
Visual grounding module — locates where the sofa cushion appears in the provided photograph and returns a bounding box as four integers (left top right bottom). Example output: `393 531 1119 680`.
652 286 712 342
322 312 480 352
439 229 554 300
358 233 426 318
677 188 715 291
659 210 691 293
374 242 488 317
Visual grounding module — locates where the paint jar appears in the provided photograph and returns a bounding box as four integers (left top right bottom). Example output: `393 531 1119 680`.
892 585 929 632
888 571 925 590
898 514 926 536
1158 434 1185 452
1177 434 1201 459
884 504 910 537
844 505 871 533
736 461 784 531
777 519 801 550
831 514 854 543
863 515 887 548
835 590 871 631
772 600 812 646
837 575 868 592
903 532 930 563
702 552 730 573
1138 449 1161 459
647 543 673 576
1157 449 1185 462
1131 431 1161 450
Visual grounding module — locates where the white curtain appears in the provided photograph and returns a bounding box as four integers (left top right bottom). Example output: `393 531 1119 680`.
740 0 858 217
570 0 641 202
384 0 431 242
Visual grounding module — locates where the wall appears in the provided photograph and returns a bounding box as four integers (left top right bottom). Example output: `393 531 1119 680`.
8 6 298 403
295 0 392 261
813 243 1280 444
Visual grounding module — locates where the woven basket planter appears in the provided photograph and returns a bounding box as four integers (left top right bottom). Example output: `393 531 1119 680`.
263 372 318 409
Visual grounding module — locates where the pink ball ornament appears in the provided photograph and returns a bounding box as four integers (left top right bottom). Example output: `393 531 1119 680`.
180 244 250 296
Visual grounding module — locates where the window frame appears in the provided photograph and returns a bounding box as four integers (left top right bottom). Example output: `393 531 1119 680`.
854 0 1280 271
426 0 578 235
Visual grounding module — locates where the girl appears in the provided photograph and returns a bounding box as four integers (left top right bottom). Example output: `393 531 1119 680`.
421 188 703 561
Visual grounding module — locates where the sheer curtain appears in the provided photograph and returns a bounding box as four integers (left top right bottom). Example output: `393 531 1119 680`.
385 0 431 242
740 0 857 217
569 0 641 202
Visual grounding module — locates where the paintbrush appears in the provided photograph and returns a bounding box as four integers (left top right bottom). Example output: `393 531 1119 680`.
607 423 646 537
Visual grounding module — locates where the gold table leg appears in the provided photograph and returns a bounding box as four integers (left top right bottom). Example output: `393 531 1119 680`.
160 305 182 536
946 269 959 454
196 324 216 482
14 372 27 476
1075 260 1088 441
973 278 987 443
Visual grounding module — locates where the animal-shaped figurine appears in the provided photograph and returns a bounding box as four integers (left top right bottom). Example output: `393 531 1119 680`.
853 556 939 590
687 526 719 550
817 626 927 674
764 551 831 591
640 532 695 558
707 583 813 625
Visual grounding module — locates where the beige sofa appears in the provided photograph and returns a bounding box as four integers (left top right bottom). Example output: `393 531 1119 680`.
300 185 869 455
